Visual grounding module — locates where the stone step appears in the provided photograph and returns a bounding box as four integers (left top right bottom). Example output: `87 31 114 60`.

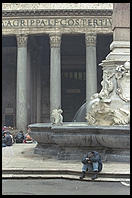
2 174 130 183
2 169 130 179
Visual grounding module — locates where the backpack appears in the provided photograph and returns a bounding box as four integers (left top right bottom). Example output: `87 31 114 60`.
15 132 24 143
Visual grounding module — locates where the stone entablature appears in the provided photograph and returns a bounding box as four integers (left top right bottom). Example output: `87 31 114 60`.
2 3 113 11
2 9 112 17
2 17 112 28
2 3 113 35
2 13 112 35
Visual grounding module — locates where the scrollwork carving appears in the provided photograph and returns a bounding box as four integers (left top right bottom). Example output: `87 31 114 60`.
115 61 130 102
98 70 114 101
85 33 96 46
16 34 28 47
86 61 130 126
113 108 130 125
86 97 114 126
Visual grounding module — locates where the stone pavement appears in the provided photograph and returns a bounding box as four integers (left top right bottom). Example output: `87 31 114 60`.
2 143 130 182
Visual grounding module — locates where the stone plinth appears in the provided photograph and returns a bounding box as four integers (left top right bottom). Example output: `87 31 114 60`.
112 3 130 41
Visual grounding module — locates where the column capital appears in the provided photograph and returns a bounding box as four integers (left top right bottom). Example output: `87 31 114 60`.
16 34 28 48
49 33 61 48
85 33 96 47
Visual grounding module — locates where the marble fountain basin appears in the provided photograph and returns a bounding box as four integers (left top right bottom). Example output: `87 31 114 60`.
29 122 130 161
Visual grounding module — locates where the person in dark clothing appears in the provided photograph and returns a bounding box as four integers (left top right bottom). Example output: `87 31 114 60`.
2 131 13 147
15 131 25 143
80 151 103 180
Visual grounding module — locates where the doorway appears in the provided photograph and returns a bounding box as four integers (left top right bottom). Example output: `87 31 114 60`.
61 34 86 121
2 36 17 127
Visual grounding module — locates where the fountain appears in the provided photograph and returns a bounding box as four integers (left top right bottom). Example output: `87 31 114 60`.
29 3 130 162
29 122 129 161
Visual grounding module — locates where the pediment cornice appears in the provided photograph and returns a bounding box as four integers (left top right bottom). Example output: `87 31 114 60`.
2 9 113 17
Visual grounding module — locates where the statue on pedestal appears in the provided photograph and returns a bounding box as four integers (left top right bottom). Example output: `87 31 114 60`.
51 108 63 125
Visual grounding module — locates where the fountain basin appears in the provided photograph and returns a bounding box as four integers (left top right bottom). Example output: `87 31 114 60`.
29 122 130 161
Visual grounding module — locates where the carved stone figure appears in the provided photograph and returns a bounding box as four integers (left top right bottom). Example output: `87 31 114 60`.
86 97 114 126
51 109 63 125
115 61 130 102
86 61 130 126
98 70 114 101
113 108 130 125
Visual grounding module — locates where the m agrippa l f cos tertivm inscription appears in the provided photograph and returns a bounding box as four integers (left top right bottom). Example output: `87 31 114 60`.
2 17 112 28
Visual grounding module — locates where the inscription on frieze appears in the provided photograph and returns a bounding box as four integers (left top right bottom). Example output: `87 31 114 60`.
2 17 112 28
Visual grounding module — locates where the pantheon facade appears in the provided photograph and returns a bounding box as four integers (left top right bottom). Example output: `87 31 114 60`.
2 3 114 130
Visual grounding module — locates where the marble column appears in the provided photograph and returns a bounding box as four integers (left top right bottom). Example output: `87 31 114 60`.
16 34 28 131
27 43 31 124
37 63 41 122
85 33 97 114
49 33 61 121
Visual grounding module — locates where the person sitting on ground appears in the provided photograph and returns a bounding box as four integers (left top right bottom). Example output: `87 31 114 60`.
15 130 25 143
23 127 33 143
80 151 103 180
2 131 13 147
24 133 33 143
2 125 8 133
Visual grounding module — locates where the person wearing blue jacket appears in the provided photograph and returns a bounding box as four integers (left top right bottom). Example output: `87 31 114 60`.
80 151 103 180
2 131 13 147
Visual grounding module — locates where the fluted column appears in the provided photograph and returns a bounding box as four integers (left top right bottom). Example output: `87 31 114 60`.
85 33 97 114
49 33 61 121
16 34 28 131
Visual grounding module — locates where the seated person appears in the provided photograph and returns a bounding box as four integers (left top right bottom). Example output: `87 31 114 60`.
24 128 33 143
24 133 33 143
2 131 13 147
80 151 103 180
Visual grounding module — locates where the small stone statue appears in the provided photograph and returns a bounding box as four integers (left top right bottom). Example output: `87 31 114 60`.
51 109 63 125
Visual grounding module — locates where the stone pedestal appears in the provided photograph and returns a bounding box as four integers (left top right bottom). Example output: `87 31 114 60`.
16 34 28 131
112 3 130 41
